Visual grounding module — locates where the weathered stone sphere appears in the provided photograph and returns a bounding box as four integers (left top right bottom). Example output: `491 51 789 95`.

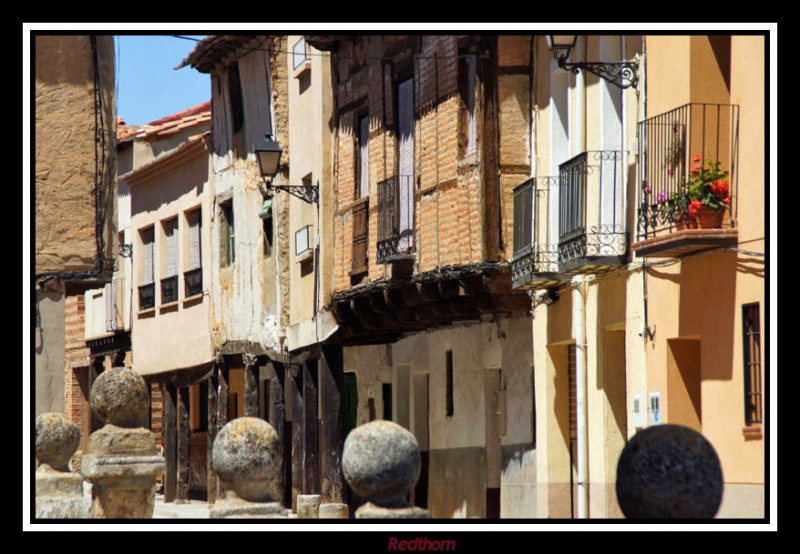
342 420 421 505
212 417 282 503
36 413 81 471
90 367 150 428
616 424 723 519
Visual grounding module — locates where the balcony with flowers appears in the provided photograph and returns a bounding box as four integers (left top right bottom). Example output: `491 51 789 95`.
632 103 739 257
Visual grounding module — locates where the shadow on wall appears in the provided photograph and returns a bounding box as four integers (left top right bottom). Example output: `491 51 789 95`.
679 250 737 382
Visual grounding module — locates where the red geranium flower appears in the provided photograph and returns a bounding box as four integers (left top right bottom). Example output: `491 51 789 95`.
691 164 702 174
692 154 702 163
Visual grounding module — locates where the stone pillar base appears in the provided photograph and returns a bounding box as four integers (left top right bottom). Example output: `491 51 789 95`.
319 503 349 519
210 498 286 519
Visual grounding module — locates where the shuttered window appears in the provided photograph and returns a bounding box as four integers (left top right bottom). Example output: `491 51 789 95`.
359 115 370 198
142 227 154 285
466 54 477 156
164 218 179 277
398 78 414 252
188 209 202 270
743 303 763 425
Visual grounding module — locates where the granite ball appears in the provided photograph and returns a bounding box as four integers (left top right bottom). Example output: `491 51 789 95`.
342 420 421 505
616 424 724 519
212 417 282 502
35 413 81 471
90 367 150 428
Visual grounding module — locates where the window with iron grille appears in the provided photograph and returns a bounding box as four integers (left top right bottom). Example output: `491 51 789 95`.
139 227 156 310
161 218 179 304
742 303 763 425
185 209 203 297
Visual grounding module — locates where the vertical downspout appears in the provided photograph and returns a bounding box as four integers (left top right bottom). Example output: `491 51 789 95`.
573 274 588 519
573 37 589 520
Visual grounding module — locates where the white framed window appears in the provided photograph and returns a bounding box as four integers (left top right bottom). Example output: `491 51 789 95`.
293 37 308 70
295 225 311 256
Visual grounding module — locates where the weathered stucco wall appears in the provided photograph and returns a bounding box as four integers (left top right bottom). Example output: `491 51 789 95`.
345 316 535 519
130 147 214 376
35 35 116 277
34 288 66 416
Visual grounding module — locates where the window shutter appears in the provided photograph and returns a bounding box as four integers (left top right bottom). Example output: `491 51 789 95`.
143 228 154 285
398 78 414 252
189 210 202 270
166 219 178 277
104 282 113 333
467 55 477 156
360 115 370 198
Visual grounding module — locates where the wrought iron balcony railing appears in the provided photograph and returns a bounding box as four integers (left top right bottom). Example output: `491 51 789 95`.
184 267 203 298
138 283 155 311
161 275 179 304
377 175 414 264
351 199 369 275
557 150 628 273
511 177 565 290
636 103 739 240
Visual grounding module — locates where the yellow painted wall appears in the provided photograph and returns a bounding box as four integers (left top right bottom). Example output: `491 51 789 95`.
641 36 765 502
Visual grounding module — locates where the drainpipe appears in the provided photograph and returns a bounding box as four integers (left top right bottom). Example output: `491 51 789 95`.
573 274 588 519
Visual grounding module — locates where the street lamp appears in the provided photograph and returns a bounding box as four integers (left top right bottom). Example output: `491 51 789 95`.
255 133 318 204
545 35 639 90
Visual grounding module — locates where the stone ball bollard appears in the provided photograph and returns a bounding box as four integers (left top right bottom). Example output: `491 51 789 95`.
90 366 150 428
210 417 285 518
36 413 81 472
80 367 165 519
35 413 91 518
616 424 724 519
342 420 429 519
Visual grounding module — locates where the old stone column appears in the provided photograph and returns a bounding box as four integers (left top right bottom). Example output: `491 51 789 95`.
342 420 430 519
209 417 286 518
81 367 165 518
35 413 92 518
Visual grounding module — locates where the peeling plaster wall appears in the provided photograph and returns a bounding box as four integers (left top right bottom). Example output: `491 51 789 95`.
345 315 535 519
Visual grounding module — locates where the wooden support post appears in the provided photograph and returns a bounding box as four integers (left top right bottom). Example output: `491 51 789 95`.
207 370 218 505
319 345 346 504
243 353 259 418
302 360 320 495
216 358 229 502
163 381 177 503
176 386 190 503
270 362 288 507
290 365 303 512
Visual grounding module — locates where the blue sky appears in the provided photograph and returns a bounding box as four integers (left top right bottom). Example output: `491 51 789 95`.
116 35 210 126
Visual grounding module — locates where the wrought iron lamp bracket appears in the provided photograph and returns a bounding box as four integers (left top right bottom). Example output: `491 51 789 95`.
557 57 639 89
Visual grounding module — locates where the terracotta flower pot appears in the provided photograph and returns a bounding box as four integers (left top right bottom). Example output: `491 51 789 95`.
690 206 725 229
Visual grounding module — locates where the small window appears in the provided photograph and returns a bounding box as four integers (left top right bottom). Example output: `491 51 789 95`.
382 383 393 421
227 64 244 135
220 201 235 266
446 350 454 417
358 114 370 199
742 303 763 425
295 225 311 256
459 51 478 158
293 37 308 70
161 217 179 304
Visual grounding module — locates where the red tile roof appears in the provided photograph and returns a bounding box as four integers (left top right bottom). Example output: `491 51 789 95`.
117 101 211 143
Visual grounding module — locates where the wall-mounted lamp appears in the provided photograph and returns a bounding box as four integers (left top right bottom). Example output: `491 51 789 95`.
119 243 133 258
546 35 639 90
255 133 318 204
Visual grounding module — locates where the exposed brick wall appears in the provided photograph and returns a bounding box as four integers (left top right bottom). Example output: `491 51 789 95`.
63 294 89 470
331 35 504 293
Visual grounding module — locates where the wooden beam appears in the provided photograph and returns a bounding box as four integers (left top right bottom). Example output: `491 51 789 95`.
459 274 485 296
216 360 229 502
206 371 218 505
176 386 190 503
495 293 533 313
438 280 460 300
302 361 320 495
290 367 303 512
483 271 512 295
368 290 390 314
163 382 177 503
269 362 287 507
243 354 259 418
399 283 422 307
350 296 374 316
417 281 441 303
383 286 405 310
319 346 346 504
